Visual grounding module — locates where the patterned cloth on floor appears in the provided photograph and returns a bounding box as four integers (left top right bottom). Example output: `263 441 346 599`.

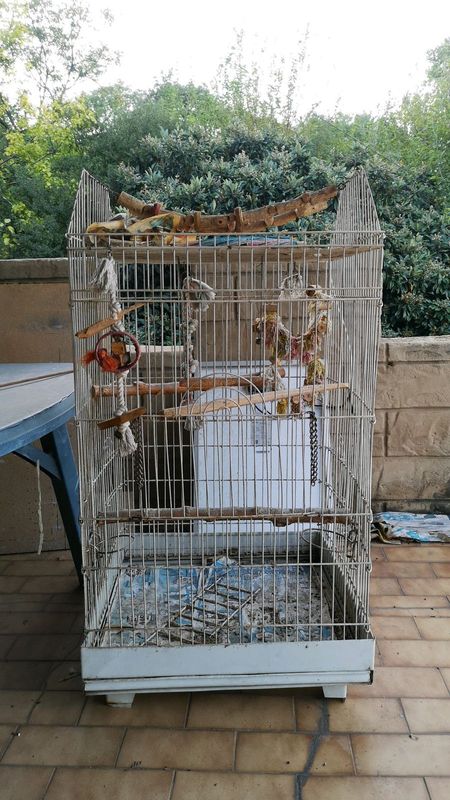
372 512 450 543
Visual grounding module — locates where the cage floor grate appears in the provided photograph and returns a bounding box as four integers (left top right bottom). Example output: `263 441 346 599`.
97 559 333 647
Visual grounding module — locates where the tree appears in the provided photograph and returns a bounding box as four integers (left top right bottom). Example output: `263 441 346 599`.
0 0 118 107
0 96 95 256
213 29 309 127
82 82 235 185
0 0 118 256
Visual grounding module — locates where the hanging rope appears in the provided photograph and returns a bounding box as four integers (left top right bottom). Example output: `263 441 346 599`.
90 255 137 456
181 276 216 431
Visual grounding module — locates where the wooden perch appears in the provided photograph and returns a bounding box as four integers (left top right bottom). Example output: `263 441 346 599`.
178 186 338 233
97 406 145 430
76 303 145 339
164 382 349 419
91 369 286 399
90 185 339 241
97 507 352 527
115 191 164 219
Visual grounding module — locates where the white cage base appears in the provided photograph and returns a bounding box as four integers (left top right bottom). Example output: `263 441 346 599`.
81 638 374 705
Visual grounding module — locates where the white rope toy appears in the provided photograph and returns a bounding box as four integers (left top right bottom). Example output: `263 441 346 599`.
182 276 216 431
90 255 137 456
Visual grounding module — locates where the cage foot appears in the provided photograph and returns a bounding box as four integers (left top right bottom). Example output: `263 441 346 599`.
106 692 135 708
322 683 347 700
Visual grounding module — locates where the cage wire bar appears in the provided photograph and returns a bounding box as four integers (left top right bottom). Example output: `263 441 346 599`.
67 168 383 706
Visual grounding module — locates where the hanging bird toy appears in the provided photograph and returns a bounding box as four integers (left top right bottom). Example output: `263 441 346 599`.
82 330 141 373
252 285 332 415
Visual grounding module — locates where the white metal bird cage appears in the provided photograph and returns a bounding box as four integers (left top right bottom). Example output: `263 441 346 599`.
68 169 383 707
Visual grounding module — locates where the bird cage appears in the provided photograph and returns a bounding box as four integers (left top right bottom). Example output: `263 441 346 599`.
67 169 383 707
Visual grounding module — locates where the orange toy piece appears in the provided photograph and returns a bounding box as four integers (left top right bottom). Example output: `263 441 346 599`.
81 347 121 372
81 330 141 374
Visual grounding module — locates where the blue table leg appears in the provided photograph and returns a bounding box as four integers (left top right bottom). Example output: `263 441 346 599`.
40 425 83 584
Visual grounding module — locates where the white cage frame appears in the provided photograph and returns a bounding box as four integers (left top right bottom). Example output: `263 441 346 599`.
68 169 383 706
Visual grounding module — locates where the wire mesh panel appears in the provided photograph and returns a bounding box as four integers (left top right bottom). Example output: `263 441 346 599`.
68 169 383 701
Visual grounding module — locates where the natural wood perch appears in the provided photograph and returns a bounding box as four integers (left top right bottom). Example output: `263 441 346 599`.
114 192 165 218
97 406 145 430
75 303 145 339
91 369 286 399
90 185 339 239
178 186 338 233
97 507 352 527
163 383 349 419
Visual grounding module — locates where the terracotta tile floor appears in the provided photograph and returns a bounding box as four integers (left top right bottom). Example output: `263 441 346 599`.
1 543 450 799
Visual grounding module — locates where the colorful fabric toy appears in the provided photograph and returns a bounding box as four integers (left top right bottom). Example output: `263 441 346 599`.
252 285 331 414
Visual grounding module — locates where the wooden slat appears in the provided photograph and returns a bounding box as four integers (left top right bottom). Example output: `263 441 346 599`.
97 406 145 430
97 507 352 526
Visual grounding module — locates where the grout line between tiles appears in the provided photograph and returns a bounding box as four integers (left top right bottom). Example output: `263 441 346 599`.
167 770 176 800
411 616 423 638
2 636 18 660
292 694 297 731
41 766 57 800
437 667 450 695
398 698 412 735
423 777 433 800
0 724 20 762
75 695 87 725
4 759 450 776
25 688 46 725
348 732 357 776
232 730 238 771
113 726 128 768
183 693 191 728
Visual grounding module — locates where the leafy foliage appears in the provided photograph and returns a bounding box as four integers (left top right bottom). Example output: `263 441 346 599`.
111 120 449 337
0 4 448 337
0 0 118 106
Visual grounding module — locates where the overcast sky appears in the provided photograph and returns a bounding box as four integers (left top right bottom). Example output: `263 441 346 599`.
90 0 448 116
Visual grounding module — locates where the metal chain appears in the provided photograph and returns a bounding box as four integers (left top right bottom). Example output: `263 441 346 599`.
131 416 145 495
309 410 318 486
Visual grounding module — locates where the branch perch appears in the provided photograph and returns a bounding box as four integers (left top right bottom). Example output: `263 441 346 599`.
91 369 286 399
87 185 339 241
164 383 349 419
178 186 338 233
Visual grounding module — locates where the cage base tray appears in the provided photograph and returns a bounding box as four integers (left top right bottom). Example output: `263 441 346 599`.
98 559 334 647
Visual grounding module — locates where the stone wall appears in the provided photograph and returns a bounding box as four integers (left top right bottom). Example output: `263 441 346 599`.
373 337 450 513
0 259 449 553
0 259 73 553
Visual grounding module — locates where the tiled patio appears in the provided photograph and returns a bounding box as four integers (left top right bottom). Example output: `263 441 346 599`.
0 544 450 799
